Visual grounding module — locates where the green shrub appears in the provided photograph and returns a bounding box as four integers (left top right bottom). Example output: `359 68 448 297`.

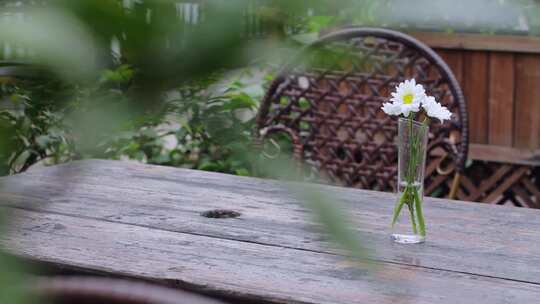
104 68 270 176
0 64 272 177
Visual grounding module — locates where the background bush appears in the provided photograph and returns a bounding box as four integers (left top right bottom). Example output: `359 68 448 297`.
0 63 272 176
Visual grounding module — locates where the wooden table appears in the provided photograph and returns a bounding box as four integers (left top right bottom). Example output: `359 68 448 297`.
1 160 539 303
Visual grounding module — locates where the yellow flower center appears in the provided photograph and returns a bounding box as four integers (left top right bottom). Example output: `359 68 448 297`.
403 93 414 104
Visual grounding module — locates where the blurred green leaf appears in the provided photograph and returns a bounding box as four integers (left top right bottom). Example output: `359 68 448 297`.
0 7 101 81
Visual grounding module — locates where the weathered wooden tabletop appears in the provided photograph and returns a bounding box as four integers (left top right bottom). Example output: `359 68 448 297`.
0 160 539 304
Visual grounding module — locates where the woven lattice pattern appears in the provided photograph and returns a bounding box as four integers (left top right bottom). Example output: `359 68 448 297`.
256 28 468 193
455 162 540 208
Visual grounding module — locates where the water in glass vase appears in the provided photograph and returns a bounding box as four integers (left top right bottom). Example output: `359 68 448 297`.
391 181 425 244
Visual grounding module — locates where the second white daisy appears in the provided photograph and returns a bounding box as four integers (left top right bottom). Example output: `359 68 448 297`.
422 96 452 123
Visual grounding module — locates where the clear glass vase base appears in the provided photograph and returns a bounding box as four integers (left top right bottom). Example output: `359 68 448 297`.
391 233 425 244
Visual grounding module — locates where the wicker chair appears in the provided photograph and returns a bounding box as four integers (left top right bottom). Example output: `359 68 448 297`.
32 276 227 304
255 27 468 198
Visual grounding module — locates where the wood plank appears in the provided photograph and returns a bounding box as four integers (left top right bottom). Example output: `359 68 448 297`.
463 51 489 144
511 184 537 209
425 156 441 177
488 53 515 146
436 50 464 86
458 175 478 195
515 54 540 149
468 144 540 166
522 178 540 206
2 160 540 286
3 208 540 304
424 173 447 194
411 31 540 54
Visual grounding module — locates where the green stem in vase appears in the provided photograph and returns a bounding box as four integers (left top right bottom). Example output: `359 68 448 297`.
413 186 425 237
391 186 409 226
414 118 428 237
406 116 416 183
406 190 418 234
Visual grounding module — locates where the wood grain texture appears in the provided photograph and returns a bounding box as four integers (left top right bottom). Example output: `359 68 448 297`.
515 54 540 149
488 53 515 146
5 208 540 304
1 160 540 303
463 51 489 144
436 50 464 86
468 144 540 166
435 47 540 149
2 160 540 282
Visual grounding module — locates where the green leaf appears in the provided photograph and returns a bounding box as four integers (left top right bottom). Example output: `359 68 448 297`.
221 93 257 111
134 151 146 161
35 135 51 148
290 32 318 45
235 168 250 176
296 184 372 263
151 154 171 164
299 98 310 109
0 7 101 81
140 128 158 139
198 159 219 171
306 15 336 33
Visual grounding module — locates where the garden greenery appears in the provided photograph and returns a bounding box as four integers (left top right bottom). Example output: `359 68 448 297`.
0 63 271 176
103 67 269 176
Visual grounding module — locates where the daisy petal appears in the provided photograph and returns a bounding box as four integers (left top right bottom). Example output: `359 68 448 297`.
381 102 402 116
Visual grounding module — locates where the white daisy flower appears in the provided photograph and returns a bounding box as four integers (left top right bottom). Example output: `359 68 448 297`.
422 96 452 123
389 79 426 117
381 102 402 116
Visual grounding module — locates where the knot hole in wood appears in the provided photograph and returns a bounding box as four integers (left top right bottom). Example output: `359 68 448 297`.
200 209 241 219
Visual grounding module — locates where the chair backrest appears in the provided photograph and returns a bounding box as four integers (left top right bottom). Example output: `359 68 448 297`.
256 27 468 194
33 276 227 304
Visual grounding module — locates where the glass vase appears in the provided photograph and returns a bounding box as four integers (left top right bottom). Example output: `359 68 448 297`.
391 118 429 244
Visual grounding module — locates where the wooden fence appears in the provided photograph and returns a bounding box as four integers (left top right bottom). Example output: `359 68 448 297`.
412 32 540 150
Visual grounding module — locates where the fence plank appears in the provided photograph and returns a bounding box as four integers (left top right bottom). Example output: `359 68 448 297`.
436 50 464 86
463 51 489 144
515 54 540 149
488 53 514 146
